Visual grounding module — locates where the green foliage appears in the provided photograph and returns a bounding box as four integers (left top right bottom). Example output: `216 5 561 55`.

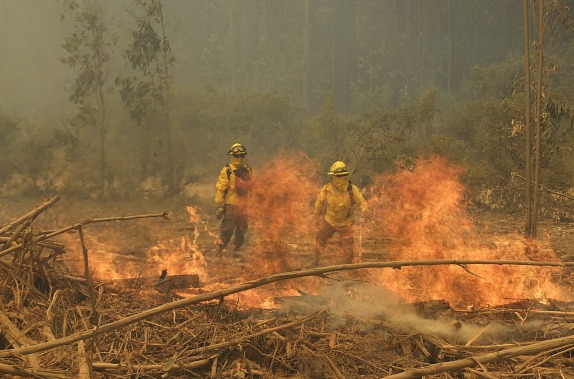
299 95 352 165
60 5 111 104
439 98 521 186
60 0 114 198
301 90 441 184
468 57 522 99
117 0 176 192
176 86 306 177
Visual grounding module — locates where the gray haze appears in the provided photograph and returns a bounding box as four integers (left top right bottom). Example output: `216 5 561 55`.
0 1 71 120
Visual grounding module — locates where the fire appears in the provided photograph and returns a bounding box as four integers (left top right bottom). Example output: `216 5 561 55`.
366 155 572 308
246 150 321 273
56 153 572 310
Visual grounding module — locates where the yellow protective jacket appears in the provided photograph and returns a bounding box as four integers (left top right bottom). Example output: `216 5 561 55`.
314 181 368 227
215 163 254 206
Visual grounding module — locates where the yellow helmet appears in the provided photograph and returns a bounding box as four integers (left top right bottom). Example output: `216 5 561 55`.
228 143 247 156
328 161 350 176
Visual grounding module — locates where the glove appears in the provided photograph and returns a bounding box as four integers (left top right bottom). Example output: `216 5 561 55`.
215 206 224 219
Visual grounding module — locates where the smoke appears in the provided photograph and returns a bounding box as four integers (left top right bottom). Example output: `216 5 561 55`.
281 279 544 344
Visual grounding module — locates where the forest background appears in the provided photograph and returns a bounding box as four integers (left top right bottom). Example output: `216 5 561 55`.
1 0 574 217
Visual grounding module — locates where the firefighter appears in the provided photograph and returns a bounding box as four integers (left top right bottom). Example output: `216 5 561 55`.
313 161 367 266
215 143 255 255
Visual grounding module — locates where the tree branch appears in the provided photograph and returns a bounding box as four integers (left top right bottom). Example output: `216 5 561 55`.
1 258 573 358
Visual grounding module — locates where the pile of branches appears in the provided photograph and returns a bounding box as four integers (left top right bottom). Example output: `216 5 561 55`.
2 196 574 378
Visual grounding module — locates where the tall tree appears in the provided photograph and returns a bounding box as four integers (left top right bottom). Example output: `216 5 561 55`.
117 0 177 195
523 0 533 238
60 0 113 199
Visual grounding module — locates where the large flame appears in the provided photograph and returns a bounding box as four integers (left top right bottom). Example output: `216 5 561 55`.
56 153 572 310
366 155 572 308
245 150 321 273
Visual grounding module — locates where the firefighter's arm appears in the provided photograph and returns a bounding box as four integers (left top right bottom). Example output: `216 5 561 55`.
314 187 327 216
214 167 229 205
353 185 368 213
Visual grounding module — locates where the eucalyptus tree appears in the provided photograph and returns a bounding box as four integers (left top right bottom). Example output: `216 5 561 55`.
520 0 574 238
60 0 115 199
117 0 177 195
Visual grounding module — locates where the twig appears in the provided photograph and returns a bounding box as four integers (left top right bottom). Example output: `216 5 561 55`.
91 358 211 374
78 226 98 325
512 173 574 201
37 211 169 241
186 311 322 356
0 306 41 370
0 195 60 235
0 211 169 259
385 337 574 378
465 324 493 346
0 362 68 379
0 219 31 251
3 258 574 358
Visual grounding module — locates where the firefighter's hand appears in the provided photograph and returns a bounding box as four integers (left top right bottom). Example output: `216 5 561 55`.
215 207 224 219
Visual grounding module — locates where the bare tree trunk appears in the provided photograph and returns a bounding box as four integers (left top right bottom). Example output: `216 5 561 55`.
302 0 310 108
157 2 175 195
447 0 452 96
228 0 237 93
523 0 532 237
330 2 335 94
532 0 544 238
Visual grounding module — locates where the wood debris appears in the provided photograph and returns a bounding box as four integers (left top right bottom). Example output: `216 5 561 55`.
1 196 574 378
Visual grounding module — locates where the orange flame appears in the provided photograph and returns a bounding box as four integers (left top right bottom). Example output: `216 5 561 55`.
57 154 572 310
246 150 321 273
366 155 572 308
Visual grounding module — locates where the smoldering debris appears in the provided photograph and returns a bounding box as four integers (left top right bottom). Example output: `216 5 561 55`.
2 197 574 378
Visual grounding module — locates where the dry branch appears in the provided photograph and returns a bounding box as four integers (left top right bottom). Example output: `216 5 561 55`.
91 358 212 374
0 210 168 259
0 307 40 370
3 258 574 359
185 311 322 356
0 195 60 235
36 211 169 241
0 362 69 379
385 336 574 378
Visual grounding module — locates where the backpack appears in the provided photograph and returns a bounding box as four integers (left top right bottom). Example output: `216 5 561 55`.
226 164 253 196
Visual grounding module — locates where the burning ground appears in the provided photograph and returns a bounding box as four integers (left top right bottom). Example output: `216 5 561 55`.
2 153 574 378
